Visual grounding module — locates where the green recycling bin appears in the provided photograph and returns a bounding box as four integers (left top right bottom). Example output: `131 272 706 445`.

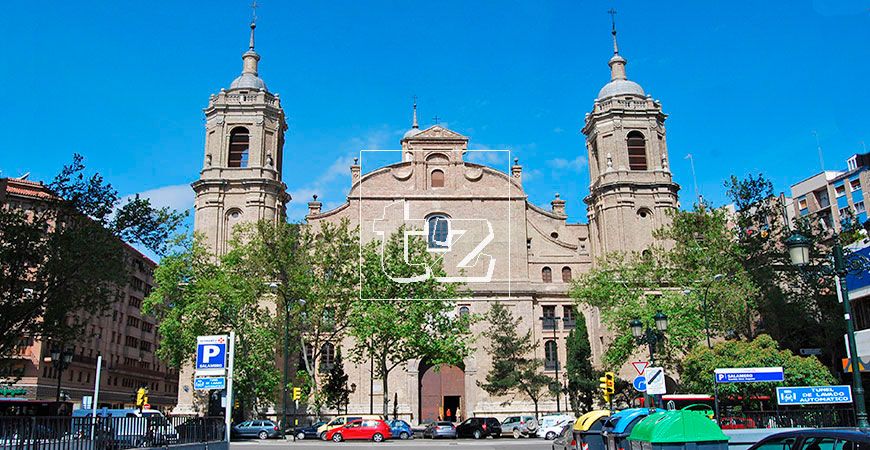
628 410 729 450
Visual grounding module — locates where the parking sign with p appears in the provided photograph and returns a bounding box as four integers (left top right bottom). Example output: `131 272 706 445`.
196 335 227 371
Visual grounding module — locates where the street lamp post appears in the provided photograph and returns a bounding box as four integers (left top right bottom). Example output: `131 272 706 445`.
51 347 74 402
540 315 561 413
785 231 869 428
630 312 668 412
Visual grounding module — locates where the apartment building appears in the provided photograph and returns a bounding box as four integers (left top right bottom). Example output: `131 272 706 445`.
791 153 870 232
0 177 178 410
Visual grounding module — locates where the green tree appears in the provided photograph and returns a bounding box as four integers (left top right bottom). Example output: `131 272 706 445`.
143 236 280 415
0 154 185 362
681 334 835 408
322 348 350 414
349 227 474 417
571 204 756 370
231 219 359 415
479 302 552 420
565 317 598 415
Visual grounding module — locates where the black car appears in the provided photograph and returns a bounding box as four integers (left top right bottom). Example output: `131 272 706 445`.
748 429 870 450
456 417 502 439
291 421 326 440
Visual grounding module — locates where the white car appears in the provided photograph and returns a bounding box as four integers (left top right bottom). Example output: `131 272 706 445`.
536 414 575 440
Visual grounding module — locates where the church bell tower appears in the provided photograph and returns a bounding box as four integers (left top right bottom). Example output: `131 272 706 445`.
191 20 289 255
583 16 680 259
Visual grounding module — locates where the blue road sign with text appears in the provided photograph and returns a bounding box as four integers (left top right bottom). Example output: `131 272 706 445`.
776 386 852 405
715 367 784 383
196 335 227 370
194 377 226 390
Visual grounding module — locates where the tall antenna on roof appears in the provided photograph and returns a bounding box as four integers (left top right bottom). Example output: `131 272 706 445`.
812 130 825 171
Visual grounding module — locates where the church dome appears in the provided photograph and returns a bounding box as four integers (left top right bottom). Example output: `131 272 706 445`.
597 79 645 100
403 127 423 139
230 72 268 91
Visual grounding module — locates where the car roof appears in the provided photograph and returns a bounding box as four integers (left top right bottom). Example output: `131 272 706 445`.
763 429 870 442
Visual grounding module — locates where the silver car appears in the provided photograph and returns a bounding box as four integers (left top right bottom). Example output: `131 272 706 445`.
551 424 575 450
422 422 457 439
501 415 538 438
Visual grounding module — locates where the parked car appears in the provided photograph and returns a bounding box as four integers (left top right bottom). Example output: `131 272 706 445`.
719 416 757 430
422 421 457 439
537 414 575 440
501 415 538 438
290 421 325 440
231 420 280 440
551 424 575 450
325 419 391 442
317 415 382 440
388 419 413 440
747 429 870 450
456 417 502 439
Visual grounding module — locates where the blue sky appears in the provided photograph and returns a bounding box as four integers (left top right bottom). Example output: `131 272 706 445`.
1 0 868 231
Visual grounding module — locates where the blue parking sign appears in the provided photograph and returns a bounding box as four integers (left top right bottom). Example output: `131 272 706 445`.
196 335 227 370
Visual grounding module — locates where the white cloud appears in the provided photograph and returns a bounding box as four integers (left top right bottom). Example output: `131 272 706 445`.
125 183 194 212
547 156 588 173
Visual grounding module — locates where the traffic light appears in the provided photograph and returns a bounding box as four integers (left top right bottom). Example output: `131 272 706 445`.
136 387 148 407
599 375 610 403
292 387 301 401
604 371 615 395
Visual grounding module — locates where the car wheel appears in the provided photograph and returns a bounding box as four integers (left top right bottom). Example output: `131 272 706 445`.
320 431 327 440
258 431 268 440
513 429 521 439
546 431 556 440
332 433 343 442
296 432 305 440
399 432 409 440
373 433 384 442
473 430 482 439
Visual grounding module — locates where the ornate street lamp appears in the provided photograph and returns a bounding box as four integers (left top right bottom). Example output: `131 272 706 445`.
785 230 869 428
51 347 74 401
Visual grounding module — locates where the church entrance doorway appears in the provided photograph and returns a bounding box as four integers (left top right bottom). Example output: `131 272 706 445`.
419 360 465 423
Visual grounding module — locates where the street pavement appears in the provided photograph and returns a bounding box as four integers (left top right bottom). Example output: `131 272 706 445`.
230 437 554 449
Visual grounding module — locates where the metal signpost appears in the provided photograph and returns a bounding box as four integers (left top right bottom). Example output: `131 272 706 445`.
195 334 234 443
90 355 102 439
776 386 853 405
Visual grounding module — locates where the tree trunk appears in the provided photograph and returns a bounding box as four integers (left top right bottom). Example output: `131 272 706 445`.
533 398 539 421
381 358 390 418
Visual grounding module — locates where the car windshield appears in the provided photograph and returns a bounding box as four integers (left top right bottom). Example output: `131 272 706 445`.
438 422 454 426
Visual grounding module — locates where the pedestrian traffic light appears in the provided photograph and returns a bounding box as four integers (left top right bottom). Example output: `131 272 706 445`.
136 387 148 407
599 374 610 403
604 371 615 395
292 387 301 401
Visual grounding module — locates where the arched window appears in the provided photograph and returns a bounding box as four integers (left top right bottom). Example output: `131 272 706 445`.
544 340 558 370
228 127 250 168
627 131 647 171
431 169 445 188
459 306 470 317
319 342 335 372
561 266 572 282
542 267 552 283
427 215 450 249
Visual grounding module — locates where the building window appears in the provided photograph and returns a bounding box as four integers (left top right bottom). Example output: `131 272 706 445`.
427 215 450 249
459 306 470 317
561 266 572 282
228 127 250 168
319 342 335 372
544 340 558 370
857 202 866 214
851 179 862 191
543 305 556 329
798 198 808 210
542 267 552 283
836 184 846 197
126 316 140 328
129 296 141 309
815 190 830 209
626 131 647 170
431 169 445 188
563 306 576 329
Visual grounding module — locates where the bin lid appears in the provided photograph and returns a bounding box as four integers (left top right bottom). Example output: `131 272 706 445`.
629 410 729 443
574 410 612 431
605 408 664 434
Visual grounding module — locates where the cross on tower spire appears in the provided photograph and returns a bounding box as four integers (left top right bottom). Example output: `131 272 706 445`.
432 115 441 125
248 1 258 50
608 8 619 55
412 95 418 129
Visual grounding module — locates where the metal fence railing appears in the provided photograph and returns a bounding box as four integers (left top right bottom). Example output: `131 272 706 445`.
0 416 225 450
720 408 856 429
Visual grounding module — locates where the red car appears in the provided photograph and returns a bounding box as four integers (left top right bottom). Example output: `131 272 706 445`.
719 416 757 429
325 419 392 442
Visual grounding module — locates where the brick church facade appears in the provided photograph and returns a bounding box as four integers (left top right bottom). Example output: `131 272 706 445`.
174 20 680 420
